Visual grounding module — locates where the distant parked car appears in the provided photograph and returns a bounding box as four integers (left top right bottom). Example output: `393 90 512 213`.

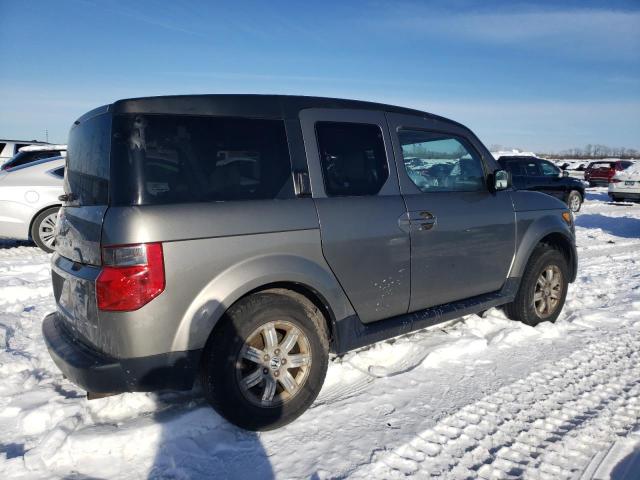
609 163 640 202
584 160 633 187
575 161 589 171
0 156 64 252
1 144 67 171
0 139 49 164
498 156 585 212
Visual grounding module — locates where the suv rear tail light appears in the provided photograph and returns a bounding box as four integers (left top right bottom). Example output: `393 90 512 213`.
96 243 165 311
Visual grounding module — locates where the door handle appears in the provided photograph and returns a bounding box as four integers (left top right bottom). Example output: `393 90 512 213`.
415 211 436 231
400 211 437 232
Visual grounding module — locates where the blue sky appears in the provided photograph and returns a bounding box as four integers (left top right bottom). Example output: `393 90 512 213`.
0 0 638 151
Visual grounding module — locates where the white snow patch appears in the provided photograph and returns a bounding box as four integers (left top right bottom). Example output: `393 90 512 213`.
1 187 640 479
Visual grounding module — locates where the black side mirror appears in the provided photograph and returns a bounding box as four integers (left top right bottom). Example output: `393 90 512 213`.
493 169 510 191
562 170 569 177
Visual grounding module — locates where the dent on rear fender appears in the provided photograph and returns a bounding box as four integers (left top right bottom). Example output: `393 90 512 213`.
169 252 355 353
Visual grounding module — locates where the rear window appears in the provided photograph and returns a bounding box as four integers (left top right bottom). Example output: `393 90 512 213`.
65 113 111 205
315 122 388 197
110 115 292 205
2 150 61 170
618 161 633 170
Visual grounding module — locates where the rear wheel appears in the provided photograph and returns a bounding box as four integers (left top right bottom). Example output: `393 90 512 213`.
200 289 329 431
567 190 582 213
31 206 59 253
504 245 569 326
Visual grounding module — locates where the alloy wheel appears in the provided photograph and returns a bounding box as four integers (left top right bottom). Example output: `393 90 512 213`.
236 320 312 407
533 265 563 319
38 212 58 249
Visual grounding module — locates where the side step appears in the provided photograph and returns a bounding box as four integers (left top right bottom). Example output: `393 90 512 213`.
333 278 519 354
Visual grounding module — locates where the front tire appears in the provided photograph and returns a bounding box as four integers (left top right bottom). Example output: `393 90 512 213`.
567 190 582 213
200 289 329 431
504 245 569 326
31 206 59 253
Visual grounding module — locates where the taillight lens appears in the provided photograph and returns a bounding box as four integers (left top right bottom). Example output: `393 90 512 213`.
96 243 165 311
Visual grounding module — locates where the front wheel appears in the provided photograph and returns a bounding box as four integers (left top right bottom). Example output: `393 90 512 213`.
200 289 329 431
567 190 582 213
504 245 569 326
31 206 59 253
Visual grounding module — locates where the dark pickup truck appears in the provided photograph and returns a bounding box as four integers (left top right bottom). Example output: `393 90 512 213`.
498 156 585 212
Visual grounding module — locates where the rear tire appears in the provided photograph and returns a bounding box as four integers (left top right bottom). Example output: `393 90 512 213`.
31 206 59 253
504 245 569 326
200 289 329 431
567 190 582 213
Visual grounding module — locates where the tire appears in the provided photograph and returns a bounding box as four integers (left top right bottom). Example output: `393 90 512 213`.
200 289 329 431
31 206 60 253
567 190 582 213
503 245 569 326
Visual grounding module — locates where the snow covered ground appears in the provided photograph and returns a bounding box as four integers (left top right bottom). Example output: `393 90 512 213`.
1 187 639 479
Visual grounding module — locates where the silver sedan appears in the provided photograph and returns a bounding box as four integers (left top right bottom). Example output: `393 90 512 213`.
0 156 64 252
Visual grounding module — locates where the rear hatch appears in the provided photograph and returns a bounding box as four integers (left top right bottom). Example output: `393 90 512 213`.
612 164 640 191
52 107 111 349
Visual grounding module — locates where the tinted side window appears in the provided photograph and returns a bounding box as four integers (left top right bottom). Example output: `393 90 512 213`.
501 160 524 176
111 115 292 205
66 113 111 205
539 160 559 176
14 143 30 154
523 161 541 176
0 143 5 154
398 130 485 192
315 122 388 197
52 167 65 178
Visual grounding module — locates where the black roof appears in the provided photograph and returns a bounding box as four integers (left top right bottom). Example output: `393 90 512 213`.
77 94 465 130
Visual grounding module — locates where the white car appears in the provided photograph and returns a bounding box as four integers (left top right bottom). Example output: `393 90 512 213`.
1 144 67 171
0 139 50 164
609 162 640 202
0 156 64 252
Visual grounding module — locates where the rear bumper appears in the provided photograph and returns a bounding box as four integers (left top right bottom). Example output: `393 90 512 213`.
42 312 202 393
586 177 611 185
609 192 640 200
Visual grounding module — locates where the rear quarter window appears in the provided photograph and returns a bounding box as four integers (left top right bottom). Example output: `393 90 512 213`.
65 113 111 205
110 115 292 205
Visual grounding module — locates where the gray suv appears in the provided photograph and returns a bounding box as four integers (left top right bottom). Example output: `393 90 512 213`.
43 95 577 430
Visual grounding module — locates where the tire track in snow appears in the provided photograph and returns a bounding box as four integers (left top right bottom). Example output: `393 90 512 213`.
350 327 640 479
